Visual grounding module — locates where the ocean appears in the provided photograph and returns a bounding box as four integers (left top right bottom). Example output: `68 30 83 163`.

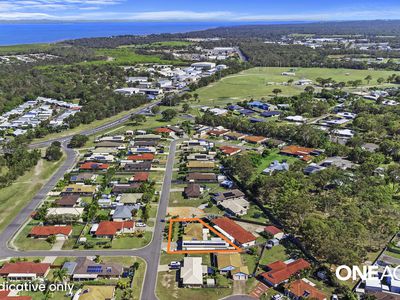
0 22 241 46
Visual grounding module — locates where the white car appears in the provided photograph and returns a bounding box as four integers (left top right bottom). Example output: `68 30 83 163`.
272 295 283 300
136 222 146 227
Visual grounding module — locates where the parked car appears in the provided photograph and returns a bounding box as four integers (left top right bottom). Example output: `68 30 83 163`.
136 222 146 227
272 295 283 300
169 261 181 269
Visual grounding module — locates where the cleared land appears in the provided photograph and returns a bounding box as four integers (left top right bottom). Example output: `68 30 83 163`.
0 152 66 233
195 67 398 105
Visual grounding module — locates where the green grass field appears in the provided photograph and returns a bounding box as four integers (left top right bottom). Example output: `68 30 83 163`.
87 48 183 65
194 67 398 105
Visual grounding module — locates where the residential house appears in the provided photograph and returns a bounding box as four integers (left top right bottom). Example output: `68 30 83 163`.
0 290 32 300
55 195 81 207
219 146 241 156
264 226 284 240
128 172 149 183
184 184 201 199
134 134 161 142
213 190 245 204
0 262 50 281
261 111 281 118
207 129 229 137
29 225 72 239
285 279 327 300
186 173 217 183
260 259 311 287
66 257 124 281
303 164 326 175
46 207 84 219
112 205 137 221
127 153 155 161
122 161 152 172
243 135 267 144
215 253 250 280
248 101 270 110
94 221 135 238
224 132 246 141
79 162 110 171
70 173 97 183
111 183 141 194
61 184 96 196
187 161 215 172
262 160 289 175
180 257 207 287
212 217 256 247
154 127 173 135
280 145 321 162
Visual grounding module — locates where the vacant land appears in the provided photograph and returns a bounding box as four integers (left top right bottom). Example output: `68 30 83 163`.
195 67 398 105
0 153 66 233
88 48 182 65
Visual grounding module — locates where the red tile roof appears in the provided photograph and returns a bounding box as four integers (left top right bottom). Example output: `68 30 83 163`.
207 129 229 136
0 297 32 300
260 259 311 285
264 226 283 236
286 279 326 300
154 127 173 133
0 262 50 276
95 221 134 236
127 153 155 161
80 162 109 170
213 217 256 245
30 226 72 237
280 146 315 161
219 146 241 155
243 135 267 143
132 172 149 182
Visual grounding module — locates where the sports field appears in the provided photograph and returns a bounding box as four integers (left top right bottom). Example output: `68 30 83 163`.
195 67 397 105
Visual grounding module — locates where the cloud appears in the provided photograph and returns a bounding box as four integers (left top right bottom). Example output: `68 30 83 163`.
127 10 234 21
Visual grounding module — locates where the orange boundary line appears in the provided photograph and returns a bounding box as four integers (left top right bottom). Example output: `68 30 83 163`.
166 218 242 254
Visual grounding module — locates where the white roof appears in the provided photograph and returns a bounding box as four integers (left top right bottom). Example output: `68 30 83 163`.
47 207 84 217
180 257 204 285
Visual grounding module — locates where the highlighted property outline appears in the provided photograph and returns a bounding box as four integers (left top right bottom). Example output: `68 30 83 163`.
166 217 242 254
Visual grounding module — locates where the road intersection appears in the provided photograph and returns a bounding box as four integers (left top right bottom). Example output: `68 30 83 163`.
0 101 173 300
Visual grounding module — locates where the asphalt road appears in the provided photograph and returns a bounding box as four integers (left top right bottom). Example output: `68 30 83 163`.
0 133 178 300
30 100 160 149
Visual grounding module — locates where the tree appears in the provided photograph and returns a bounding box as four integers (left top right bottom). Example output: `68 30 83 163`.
365 75 372 85
151 105 160 114
45 142 63 161
68 134 88 148
304 86 315 94
193 93 199 103
53 267 68 283
130 114 146 125
182 103 190 113
377 77 385 85
272 88 282 97
161 109 177 121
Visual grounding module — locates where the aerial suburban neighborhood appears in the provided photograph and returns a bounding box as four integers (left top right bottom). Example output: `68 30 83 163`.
0 6 399 300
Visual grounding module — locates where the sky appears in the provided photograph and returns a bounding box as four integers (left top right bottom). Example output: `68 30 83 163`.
0 0 399 21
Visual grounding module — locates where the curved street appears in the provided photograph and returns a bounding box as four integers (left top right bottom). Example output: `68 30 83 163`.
0 101 173 300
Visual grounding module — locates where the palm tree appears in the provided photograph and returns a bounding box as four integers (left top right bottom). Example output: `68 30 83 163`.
365 75 372 85
53 267 68 284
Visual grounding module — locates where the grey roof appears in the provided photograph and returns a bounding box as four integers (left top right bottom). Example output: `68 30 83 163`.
113 205 138 219
73 257 123 277
62 261 77 275
263 160 289 174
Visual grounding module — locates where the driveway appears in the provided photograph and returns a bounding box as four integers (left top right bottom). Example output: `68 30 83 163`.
233 280 246 295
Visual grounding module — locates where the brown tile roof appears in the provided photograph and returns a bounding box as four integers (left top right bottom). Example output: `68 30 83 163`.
243 135 267 143
0 262 50 276
95 221 134 236
260 259 311 286
187 161 215 169
184 184 201 198
264 226 283 236
286 279 326 300
111 183 142 194
154 127 173 133
127 153 155 161
186 173 217 182
30 226 72 237
55 195 80 207
73 257 123 277
131 172 149 182
219 146 241 155
212 217 256 245
280 145 315 161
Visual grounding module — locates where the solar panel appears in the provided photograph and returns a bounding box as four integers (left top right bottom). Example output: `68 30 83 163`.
87 266 103 273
